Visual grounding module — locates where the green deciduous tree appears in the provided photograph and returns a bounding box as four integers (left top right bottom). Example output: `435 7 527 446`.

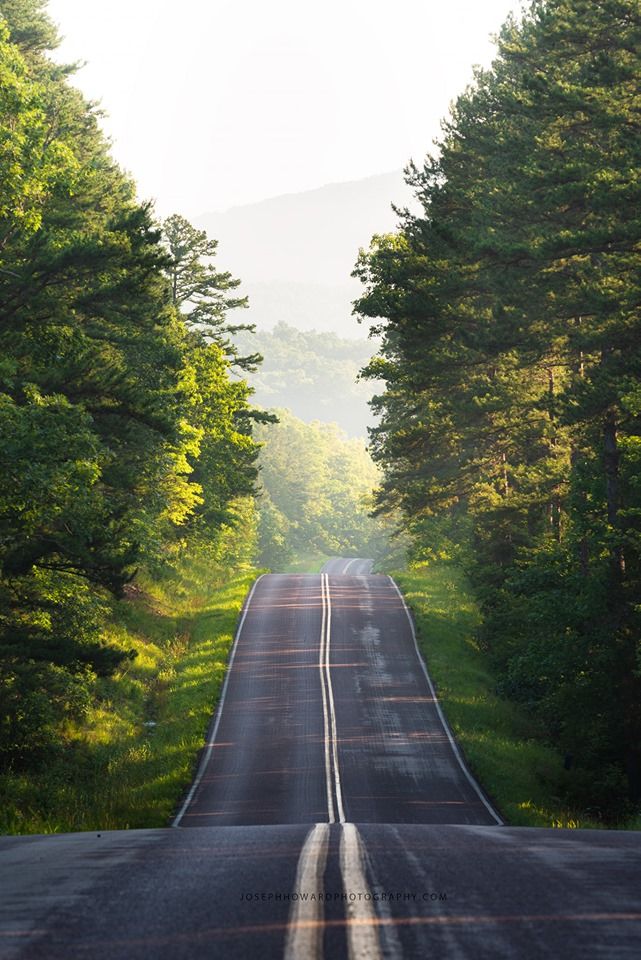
0 2 266 764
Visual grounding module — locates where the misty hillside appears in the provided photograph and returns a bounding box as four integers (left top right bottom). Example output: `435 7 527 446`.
196 171 410 336
235 323 379 438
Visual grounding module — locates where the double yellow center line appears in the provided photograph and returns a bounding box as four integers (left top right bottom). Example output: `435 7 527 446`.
319 573 345 824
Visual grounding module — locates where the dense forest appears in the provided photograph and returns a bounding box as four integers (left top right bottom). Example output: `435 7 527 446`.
355 0 641 820
4 0 640 831
0 1 266 766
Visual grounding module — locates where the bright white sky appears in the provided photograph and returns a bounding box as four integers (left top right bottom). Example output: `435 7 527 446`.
47 0 525 216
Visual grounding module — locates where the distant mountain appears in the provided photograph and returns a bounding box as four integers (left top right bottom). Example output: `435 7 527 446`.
196 171 410 336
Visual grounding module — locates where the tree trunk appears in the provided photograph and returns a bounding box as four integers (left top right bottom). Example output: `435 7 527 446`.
603 407 625 577
546 366 561 542
570 448 589 576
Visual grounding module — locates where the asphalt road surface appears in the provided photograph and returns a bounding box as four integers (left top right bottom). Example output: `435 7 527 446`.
2 565 641 959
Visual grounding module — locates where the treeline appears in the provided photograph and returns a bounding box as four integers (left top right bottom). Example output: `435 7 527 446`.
0 3 263 764
234 322 377 438
356 0 641 820
254 409 385 569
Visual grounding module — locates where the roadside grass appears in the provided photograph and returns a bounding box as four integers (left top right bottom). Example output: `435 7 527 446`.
393 564 603 829
280 551 332 574
0 564 258 834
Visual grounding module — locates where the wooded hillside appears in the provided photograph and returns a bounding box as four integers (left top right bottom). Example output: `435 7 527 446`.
235 323 377 437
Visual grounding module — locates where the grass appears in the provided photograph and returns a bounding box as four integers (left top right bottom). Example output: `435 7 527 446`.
393 563 602 829
7 554 635 834
0 562 259 834
279 551 332 574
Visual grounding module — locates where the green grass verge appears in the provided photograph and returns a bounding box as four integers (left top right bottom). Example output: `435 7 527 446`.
393 564 601 829
279 551 332 574
0 566 258 834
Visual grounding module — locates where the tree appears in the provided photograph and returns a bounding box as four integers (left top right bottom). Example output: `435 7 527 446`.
355 0 641 817
0 0 58 54
162 213 261 370
0 1 268 764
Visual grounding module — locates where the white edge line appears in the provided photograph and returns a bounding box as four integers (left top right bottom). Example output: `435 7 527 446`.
172 573 266 827
343 558 358 574
320 573 336 823
324 574 346 824
388 576 504 826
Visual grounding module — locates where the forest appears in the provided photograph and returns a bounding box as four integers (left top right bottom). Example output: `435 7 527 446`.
235 323 377 437
2 0 641 831
254 408 385 570
0 0 384 810
0 1 267 767
355 0 641 819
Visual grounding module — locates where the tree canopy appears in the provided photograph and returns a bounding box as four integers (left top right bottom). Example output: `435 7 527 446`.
0 2 263 763
355 0 641 819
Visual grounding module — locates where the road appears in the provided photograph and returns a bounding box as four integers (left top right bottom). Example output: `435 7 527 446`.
174 570 497 827
321 557 375 575
2 564 641 959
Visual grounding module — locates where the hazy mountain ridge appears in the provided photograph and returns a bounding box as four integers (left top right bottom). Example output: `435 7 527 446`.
196 171 410 336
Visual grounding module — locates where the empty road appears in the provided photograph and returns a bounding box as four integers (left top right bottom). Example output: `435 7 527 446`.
2 566 640 959
174 572 498 827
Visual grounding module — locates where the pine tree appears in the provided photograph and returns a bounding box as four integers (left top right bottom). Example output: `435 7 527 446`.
162 213 261 370
355 0 641 815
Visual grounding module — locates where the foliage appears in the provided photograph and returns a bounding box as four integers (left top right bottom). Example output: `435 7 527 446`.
163 213 260 370
253 408 387 569
355 0 641 819
0 555 258 833
0 3 263 770
394 564 599 828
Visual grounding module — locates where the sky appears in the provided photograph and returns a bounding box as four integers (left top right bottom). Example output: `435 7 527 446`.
46 0 525 217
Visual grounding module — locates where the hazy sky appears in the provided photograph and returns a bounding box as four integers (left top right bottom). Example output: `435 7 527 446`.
46 0 525 216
